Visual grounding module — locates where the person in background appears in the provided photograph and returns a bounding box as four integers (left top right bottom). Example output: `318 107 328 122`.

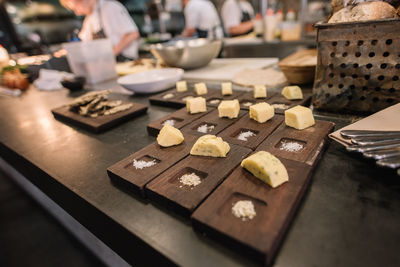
181 0 223 39
59 0 140 61
221 0 255 37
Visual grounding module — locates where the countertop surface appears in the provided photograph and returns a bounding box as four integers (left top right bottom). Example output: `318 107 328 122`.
0 86 399 267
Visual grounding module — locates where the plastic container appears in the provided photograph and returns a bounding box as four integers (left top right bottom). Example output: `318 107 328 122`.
63 39 117 84
263 9 276 42
281 21 301 41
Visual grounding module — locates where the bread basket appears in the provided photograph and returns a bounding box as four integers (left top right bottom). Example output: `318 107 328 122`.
278 49 317 85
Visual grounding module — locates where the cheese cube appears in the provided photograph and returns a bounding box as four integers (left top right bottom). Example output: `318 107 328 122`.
249 102 274 123
282 86 303 100
190 135 230 157
194 83 208 95
186 97 207 114
241 151 288 188
254 85 267 98
221 82 233 95
218 100 240 119
285 105 315 130
157 124 184 147
176 81 187 92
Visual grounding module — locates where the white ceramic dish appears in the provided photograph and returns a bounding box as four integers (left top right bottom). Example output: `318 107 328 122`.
117 68 184 94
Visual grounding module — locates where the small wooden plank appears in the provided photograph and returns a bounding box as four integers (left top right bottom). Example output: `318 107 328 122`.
218 114 284 150
145 144 252 217
107 134 198 197
51 102 147 133
256 120 335 166
191 158 313 265
237 92 276 110
149 89 191 108
180 109 247 136
266 92 312 114
205 90 245 107
167 88 220 108
146 107 214 136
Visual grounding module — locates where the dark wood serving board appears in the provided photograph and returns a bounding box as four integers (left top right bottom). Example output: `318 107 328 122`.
180 109 247 136
218 114 284 150
191 158 313 265
145 144 252 217
52 102 148 133
257 120 335 166
266 93 312 114
205 90 245 107
149 89 191 108
107 134 198 197
237 92 276 110
146 107 214 136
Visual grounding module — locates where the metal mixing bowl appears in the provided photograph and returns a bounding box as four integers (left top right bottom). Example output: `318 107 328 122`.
150 38 222 70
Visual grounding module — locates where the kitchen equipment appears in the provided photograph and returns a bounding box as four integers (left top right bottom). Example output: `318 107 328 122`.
150 39 222 70
313 19 400 114
278 49 317 85
118 68 183 94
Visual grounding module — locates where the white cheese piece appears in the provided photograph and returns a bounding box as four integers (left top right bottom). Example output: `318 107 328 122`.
190 135 230 157
254 85 267 99
232 200 256 221
221 82 233 95
218 99 240 119
285 105 315 130
272 103 290 110
163 93 174 99
186 97 207 114
241 151 289 188
282 85 303 100
249 102 274 123
194 82 208 95
176 81 188 92
157 124 184 147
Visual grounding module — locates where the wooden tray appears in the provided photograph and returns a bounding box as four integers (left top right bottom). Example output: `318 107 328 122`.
205 90 245 107
52 102 148 133
145 144 252 217
107 134 198 197
237 92 276 110
218 114 284 150
257 120 335 166
180 109 247 136
147 107 214 136
149 89 191 108
266 93 312 114
191 158 313 265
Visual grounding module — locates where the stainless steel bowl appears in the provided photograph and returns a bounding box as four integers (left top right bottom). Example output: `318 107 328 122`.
150 38 222 70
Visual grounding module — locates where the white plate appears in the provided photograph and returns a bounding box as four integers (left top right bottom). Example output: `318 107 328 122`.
118 68 184 94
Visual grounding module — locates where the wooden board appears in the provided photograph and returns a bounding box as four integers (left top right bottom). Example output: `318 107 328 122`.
149 89 191 108
256 120 335 166
218 114 284 150
51 102 148 133
107 134 198 197
180 109 247 136
205 90 245 107
266 93 312 114
146 107 214 136
237 92 277 110
145 144 252 217
191 158 313 265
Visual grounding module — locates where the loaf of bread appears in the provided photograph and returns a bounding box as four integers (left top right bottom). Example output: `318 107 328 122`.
329 1 398 23
332 0 400 13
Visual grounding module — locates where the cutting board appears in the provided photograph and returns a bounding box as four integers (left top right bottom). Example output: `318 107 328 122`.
147 107 214 136
107 134 197 197
183 58 278 82
218 114 284 150
191 158 313 265
181 109 247 136
257 120 335 166
52 102 147 133
145 144 252 217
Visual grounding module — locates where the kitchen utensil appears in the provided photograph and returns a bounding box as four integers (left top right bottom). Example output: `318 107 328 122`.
341 130 400 139
363 148 400 160
346 140 400 153
376 156 400 169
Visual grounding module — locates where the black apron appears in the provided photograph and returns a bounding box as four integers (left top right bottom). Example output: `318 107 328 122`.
230 0 253 37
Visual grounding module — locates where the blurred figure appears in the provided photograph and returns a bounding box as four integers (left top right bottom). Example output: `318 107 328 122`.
221 0 255 37
60 0 140 60
181 0 223 39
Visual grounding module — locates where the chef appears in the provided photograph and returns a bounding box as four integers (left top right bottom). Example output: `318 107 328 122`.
60 0 140 61
221 0 255 37
181 0 223 39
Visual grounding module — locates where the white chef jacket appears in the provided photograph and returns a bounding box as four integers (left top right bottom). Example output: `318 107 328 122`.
79 0 139 59
184 0 223 39
221 0 254 33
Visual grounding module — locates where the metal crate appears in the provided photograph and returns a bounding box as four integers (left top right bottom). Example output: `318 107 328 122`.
312 19 400 114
